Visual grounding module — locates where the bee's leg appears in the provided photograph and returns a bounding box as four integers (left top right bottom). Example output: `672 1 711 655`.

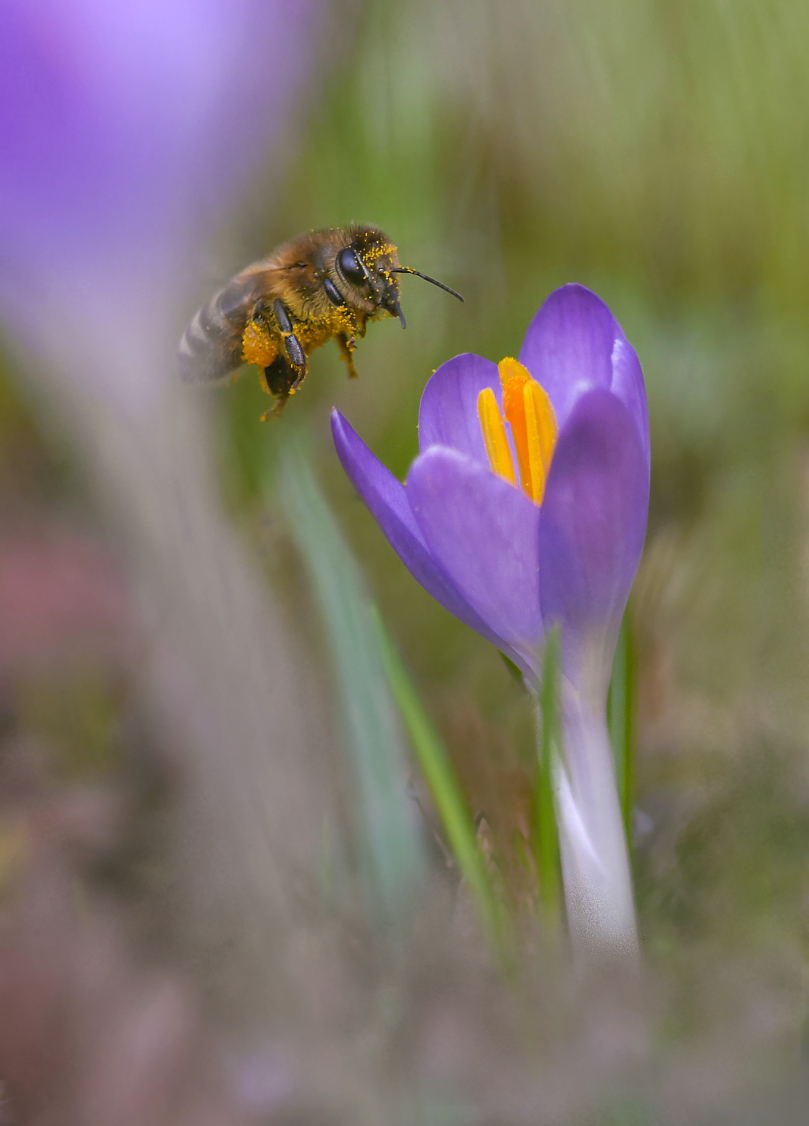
327 284 362 378
272 299 307 389
261 354 296 419
242 301 278 369
263 354 294 396
336 332 359 380
329 286 362 378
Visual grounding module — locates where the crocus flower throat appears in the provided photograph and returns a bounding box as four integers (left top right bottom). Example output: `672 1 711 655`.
477 359 559 505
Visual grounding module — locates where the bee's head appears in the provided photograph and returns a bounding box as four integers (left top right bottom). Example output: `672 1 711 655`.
335 227 405 326
333 225 464 328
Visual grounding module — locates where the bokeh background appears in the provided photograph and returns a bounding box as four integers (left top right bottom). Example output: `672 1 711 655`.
3 1 809 1122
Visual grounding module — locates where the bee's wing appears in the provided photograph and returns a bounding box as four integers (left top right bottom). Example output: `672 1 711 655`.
178 270 268 384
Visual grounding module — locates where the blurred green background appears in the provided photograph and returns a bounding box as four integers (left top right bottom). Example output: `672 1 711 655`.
4 0 809 1061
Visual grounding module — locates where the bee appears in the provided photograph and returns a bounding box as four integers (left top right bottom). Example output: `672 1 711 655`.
179 224 464 418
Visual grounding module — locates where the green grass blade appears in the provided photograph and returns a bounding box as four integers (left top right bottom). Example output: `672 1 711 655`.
370 607 505 950
274 437 425 926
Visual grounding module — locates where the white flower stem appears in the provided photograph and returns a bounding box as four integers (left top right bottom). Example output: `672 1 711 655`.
553 679 639 960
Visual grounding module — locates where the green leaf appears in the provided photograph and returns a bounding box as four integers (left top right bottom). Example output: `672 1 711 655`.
274 435 425 927
370 607 507 953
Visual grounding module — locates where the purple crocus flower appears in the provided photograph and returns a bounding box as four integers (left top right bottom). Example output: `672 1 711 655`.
332 284 649 680
332 284 650 955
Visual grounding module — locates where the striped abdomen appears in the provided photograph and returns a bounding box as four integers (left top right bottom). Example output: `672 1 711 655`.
178 270 265 383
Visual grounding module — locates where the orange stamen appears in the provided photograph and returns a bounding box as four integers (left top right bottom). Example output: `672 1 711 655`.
521 376 558 504
477 358 558 505
477 386 517 486
499 358 533 497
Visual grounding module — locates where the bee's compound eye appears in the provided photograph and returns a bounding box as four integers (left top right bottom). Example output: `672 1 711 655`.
337 246 366 285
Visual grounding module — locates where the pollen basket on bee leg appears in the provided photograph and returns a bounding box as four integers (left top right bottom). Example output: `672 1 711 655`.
242 320 279 368
476 359 558 505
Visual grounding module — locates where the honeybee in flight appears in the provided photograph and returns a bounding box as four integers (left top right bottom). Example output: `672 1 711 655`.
179 224 463 417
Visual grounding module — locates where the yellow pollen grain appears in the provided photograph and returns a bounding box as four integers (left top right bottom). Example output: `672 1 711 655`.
477 386 517 486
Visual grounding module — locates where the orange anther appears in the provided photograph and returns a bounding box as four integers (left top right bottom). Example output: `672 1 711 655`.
477 387 517 486
477 359 558 505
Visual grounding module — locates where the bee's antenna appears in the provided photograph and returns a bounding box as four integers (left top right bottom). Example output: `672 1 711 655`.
393 267 464 302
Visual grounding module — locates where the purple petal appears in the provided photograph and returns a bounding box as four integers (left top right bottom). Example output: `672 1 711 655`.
331 411 521 664
406 449 542 664
538 388 648 648
519 284 621 429
609 334 650 471
418 353 501 466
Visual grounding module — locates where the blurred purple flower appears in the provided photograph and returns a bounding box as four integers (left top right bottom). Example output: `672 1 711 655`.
332 284 649 685
0 0 336 975
0 0 324 398
333 284 650 955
